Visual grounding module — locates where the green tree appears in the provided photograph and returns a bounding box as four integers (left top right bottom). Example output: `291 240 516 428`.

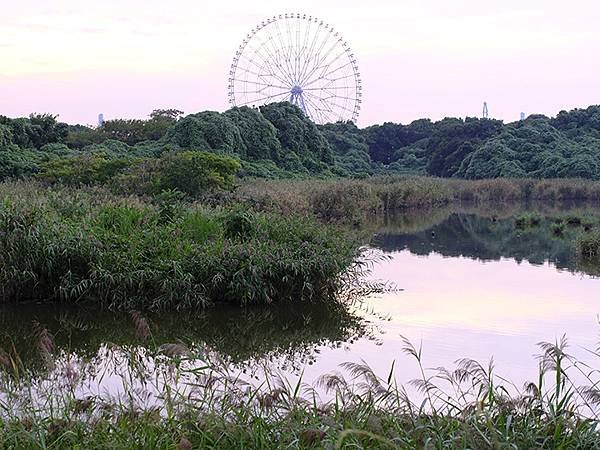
260 102 333 165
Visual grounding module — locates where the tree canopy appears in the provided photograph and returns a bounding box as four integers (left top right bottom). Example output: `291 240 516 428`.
1 104 599 181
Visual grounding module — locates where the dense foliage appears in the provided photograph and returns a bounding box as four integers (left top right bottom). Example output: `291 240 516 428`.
0 181 358 309
1 104 599 182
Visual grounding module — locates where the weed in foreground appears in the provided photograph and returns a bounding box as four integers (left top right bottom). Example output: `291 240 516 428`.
1 320 600 449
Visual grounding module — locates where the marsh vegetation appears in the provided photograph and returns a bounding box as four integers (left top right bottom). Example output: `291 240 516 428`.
2 103 600 447
1 194 600 447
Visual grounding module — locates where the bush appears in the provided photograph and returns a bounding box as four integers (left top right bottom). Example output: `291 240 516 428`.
0 145 49 180
576 229 600 260
37 150 240 196
152 151 240 195
38 154 134 185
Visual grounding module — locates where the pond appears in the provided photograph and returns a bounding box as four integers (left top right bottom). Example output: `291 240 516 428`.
2 203 600 406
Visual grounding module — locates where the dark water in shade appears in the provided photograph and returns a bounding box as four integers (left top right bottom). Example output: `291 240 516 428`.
2 203 600 395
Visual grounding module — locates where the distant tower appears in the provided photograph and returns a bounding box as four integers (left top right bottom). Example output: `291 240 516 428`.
482 102 489 119
520 112 525 121
98 113 105 128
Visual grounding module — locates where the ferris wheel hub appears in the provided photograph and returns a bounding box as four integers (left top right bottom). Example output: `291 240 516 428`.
289 85 307 115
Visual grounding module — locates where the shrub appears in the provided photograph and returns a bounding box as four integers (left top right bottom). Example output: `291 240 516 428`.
116 151 241 196
156 151 240 194
222 207 255 238
0 145 49 180
38 154 134 185
576 229 600 260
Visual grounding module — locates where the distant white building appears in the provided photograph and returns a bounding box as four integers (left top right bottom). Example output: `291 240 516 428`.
520 112 526 121
98 113 105 127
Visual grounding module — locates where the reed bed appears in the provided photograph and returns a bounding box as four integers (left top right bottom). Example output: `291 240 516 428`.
0 181 360 310
1 318 599 449
230 177 600 224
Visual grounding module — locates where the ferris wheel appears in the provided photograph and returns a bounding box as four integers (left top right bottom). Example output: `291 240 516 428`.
228 13 362 125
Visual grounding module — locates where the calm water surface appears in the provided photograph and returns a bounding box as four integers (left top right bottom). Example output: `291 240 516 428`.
2 204 600 398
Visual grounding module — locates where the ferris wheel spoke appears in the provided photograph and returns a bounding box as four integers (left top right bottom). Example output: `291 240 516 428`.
292 17 304 83
302 85 353 91
236 90 291 107
298 41 340 87
237 53 274 78
296 22 325 84
303 64 354 90
297 18 313 65
293 18 302 83
306 53 349 86
258 89 292 104
322 94 357 102
303 91 335 114
300 31 335 85
313 96 355 116
233 82 289 95
320 73 358 85
303 91 350 119
233 77 289 91
252 58 295 89
284 19 296 81
258 26 294 85
245 38 285 75
302 95 329 124
262 29 296 85
273 20 298 85
244 43 296 87
297 25 333 84
250 34 293 85
251 23 295 86
300 39 348 86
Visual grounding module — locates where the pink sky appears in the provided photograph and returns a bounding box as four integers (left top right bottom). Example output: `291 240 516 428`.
1 0 599 126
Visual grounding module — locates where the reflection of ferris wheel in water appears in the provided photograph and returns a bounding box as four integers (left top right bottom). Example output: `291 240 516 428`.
228 13 362 124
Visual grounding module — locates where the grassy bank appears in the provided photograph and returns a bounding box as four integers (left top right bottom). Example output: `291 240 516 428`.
229 177 600 224
0 181 359 310
1 327 599 449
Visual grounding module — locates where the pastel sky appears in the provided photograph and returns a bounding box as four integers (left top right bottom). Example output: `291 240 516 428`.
1 0 599 126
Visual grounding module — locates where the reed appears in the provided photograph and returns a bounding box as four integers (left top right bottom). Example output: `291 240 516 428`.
0 327 599 449
0 181 359 310
230 176 600 224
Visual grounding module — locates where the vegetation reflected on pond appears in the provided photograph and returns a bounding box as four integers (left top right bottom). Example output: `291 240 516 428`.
1 203 600 448
372 202 600 276
0 300 372 374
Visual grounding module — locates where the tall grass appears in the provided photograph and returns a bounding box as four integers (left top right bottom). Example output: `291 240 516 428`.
0 181 360 310
1 321 599 449
577 229 600 261
231 176 600 224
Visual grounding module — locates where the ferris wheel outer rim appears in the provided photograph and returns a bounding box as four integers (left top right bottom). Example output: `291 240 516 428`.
228 13 362 124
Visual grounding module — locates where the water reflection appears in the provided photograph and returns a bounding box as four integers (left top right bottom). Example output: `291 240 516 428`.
0 301 370 374
1 203 600 405
373 203 600 276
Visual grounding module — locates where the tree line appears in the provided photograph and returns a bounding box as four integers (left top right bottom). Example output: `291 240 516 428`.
1 103 599 183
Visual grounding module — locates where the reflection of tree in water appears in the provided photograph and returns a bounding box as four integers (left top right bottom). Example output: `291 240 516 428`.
0 301 372 375
372 211 600 275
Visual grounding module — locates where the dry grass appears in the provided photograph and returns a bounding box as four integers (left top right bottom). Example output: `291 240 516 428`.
227 177 600 224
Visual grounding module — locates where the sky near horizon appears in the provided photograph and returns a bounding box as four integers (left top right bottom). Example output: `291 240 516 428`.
0 0 599 126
